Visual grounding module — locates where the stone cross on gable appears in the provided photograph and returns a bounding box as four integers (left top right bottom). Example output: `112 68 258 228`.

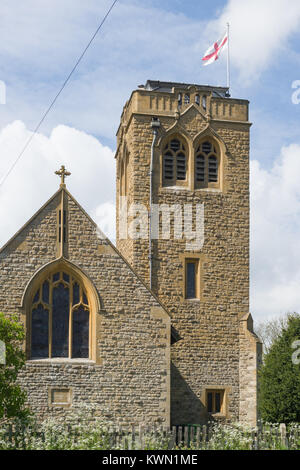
55 165 71 188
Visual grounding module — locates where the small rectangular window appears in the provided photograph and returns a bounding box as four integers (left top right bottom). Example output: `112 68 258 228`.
206 389 225 414
185 259 199 299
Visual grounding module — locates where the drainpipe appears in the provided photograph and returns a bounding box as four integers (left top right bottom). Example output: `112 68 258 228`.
149 117 161 289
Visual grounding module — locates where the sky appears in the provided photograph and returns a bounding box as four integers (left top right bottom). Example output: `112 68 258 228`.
1 0 300 322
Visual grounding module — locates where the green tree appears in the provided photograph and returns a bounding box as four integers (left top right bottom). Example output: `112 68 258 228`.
259 313 300 423
0 313 29 420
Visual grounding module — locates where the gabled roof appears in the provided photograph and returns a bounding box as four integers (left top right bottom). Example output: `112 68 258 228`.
0 187 180 343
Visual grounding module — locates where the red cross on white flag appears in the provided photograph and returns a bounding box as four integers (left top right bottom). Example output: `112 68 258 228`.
202 32 228 66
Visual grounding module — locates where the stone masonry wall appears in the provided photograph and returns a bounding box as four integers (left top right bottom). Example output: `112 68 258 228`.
0 191 170 426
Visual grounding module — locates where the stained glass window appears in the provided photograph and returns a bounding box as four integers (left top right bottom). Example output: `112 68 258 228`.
52 283 69 358
72 306 89 358
73 282 80 305
31 271 90 359
42 281 49 304
31 304 49 358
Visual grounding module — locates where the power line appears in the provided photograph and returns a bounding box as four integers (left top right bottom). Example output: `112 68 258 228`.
0 0 118 188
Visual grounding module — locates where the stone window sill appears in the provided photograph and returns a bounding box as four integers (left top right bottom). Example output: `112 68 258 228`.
161 185 190 191
160 187 222 193
26 358 96 365
194 188 222 193
209 413 227 419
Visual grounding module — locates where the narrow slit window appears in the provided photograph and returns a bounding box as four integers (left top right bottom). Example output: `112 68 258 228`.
58 210 67 243
185 260 199 299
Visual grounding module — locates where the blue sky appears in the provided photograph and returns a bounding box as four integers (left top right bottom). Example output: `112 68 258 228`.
1 0 300 322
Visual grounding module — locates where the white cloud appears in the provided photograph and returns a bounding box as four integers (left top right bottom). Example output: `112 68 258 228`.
251 143 300 321
0 121 115 247
91 201 116 243
210 0 300 82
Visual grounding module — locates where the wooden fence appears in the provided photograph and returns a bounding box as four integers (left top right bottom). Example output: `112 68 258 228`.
0 422 296 450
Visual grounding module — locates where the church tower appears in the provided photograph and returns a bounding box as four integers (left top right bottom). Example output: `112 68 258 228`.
115 80 261 426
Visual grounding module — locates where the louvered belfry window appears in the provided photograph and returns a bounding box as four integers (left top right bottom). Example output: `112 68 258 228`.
163 137 187 185
195 140 219 188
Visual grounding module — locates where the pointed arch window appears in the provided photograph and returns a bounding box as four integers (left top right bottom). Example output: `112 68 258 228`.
30 271 90 359
163 137 188 187
195 140 220 189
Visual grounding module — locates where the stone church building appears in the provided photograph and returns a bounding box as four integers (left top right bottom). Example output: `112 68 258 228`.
0 81 261 426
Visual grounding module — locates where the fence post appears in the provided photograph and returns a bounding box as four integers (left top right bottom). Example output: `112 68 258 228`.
190 426 194 448
184 426 189 448
139 424 144 450
196 426 201 449
178 426 182 447
131 425 135 450
280 423 287 448
168 426 176 450
202 425 207 449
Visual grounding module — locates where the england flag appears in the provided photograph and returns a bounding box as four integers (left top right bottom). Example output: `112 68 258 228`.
202 32 228 66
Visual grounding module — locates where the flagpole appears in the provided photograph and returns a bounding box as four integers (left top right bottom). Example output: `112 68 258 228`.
227 22 230 93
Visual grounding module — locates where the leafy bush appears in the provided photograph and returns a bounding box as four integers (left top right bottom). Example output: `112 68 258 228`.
1 413 300 450
259 313 300 423
0 313 30 420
